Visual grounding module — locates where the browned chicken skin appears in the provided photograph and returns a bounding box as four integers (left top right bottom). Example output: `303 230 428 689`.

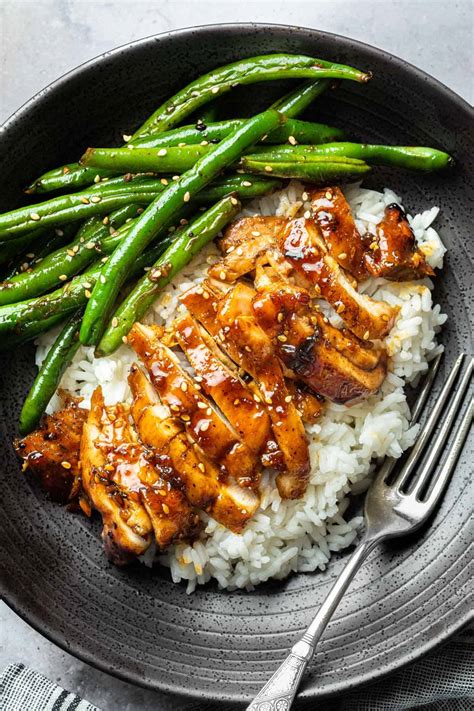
14 395 86 503
129 365 259 532
128 322 259 484
364 203 435 280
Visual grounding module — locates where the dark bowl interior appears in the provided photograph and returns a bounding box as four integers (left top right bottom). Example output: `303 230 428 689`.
0 24 472 704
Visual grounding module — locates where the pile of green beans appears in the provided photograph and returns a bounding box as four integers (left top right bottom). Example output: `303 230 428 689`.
0 52 452 431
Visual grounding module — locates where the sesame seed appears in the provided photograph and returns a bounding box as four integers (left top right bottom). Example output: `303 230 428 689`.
197 401 207 409
81 197 90 204
253 394 261 403
84 289 92 298
288 135 297 145
59 274 68 281
170 404 180 412
178 142 186 148
284 395 292 403
55 228 64 237
160 178 169 186
325 190 332 199
26 253 35 259
302 191 309 201
159 489 166 496
236 247 243 256
157 148 167 156
370 241 378 251
230 196 239 206
242 180 252 187
172 175 179 181
66 249 75 257
191 90 200 97
181 382 188 392
211 86 219 94
277 334 287 342
90 195 101 203
233 399 240 406
30 212 41 221
183 191 191 203
363 330 370 340
304 210 311 219
219 270 226 280
336 303 345 313
85 242 95 249
382 314 390 322
226 245 235 254
198 462 206 472
264 165 273 172
251 230 261 237
200 140 209 146
102 216 109 225
100 274 106 284
195 375 203 382
201 421 210 432
206 407 212 415
122 335 128 344
277 312 284 322
122 134 132 142
162 503 170 514
101 256 108 263
61 461 71 469
83 282 92 289
111 317 119 328
94 174 101 184
339 252 347 260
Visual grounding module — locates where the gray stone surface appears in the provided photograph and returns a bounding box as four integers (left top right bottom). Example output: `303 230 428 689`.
0 2 472 709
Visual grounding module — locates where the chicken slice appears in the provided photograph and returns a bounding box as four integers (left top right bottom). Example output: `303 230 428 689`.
82 388 199 563
14 396 86 503
310 185 368 280
215 282 310 499
128 322 258 484
364 203 435 280
278 217 398 340
252 262 387 403
285 380 325 424
209 216 286 283
81 388 153 564
175 315 272 487
129 365 259 532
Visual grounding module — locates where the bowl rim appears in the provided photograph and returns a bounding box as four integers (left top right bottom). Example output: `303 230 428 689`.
1 22 472 703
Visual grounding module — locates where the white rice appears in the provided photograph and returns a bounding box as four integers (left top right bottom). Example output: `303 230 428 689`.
36 182 447 593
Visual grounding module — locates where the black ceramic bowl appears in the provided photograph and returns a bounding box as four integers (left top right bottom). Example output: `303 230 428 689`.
1 24 472 705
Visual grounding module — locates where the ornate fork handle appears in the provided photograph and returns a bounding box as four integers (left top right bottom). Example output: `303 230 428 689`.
247 535 379 710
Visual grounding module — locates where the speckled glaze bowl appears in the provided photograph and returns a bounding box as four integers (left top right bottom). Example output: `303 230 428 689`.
0 24 472 705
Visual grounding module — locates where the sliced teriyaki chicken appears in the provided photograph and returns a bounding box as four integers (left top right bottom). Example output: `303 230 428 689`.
310 185 368 280
182 280 310 499
277 217 398 340
285 380 325 424
364 203 435 280
252 261 387 403
208 216 286 282
81 387 199 564
128 365 259 532
14 395 87 503
128 322 259 485
175 314 273 486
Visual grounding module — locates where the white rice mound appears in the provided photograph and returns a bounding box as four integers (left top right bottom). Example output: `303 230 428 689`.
36 181 447 593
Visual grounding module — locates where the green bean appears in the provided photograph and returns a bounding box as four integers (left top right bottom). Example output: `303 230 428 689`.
80 109 284 345
1 224 76 280
81 145 207 174
245 143 453 172
241 153 371 181
25 164 117 195
0 229 49 266
270 79 331 116
19 311 83 434
131 54 370 139
0 314 67 351
0 235 176 334
0 207 142 305
97 195 241 356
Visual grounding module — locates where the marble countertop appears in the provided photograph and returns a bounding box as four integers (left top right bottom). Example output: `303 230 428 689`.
1 2 472 709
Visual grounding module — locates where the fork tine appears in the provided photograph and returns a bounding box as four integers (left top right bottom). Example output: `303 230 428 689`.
374 353 443 485
395 353 466 490
409 358 473 498
423 398 473 510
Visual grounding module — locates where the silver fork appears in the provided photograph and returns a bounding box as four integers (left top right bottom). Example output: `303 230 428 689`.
247 353 473 711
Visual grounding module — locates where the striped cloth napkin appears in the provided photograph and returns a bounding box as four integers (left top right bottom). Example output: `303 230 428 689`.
1 627 473 711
